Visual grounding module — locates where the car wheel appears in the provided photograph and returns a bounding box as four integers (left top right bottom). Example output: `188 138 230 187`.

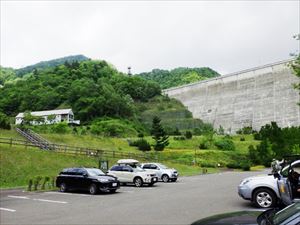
253 188 277 208
162 174 169 183
60 183 67 192
134 177 143 187
89 184 98 195
110 189 117 193
148 182 154 187
172 178 177 182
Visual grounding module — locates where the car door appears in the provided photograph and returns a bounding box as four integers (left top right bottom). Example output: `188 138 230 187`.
122 166 134 183
108 166 124 182
151 164 162 178
75 168 90 190
278 164 295 206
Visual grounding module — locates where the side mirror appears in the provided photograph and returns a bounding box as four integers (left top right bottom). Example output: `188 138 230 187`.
257 209 276 225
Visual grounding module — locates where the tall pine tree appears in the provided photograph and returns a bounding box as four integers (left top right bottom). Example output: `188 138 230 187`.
151 116 169 151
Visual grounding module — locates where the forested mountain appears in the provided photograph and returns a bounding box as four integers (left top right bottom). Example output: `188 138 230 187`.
0 60 161 123
15 55 89 77
0 67 16 85
137 67 220 89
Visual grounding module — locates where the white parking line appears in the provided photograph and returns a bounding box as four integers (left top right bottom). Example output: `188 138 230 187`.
0 207 16 212
33 198 67 204
44 192 91 197
7 195 30 199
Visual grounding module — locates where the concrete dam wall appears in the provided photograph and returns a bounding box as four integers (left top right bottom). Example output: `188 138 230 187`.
163 60 300 133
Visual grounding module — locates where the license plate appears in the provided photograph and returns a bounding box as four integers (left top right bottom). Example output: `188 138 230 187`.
112 183 117 187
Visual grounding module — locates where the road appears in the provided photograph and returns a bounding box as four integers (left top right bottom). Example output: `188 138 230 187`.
0 170 268 225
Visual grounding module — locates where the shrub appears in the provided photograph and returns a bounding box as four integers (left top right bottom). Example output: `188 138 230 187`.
240 137 245 141
129 139 151 151
33 176 42 191
237 126 254 135
173 136 186 141
91 119 137 137
28 179 33 191
137 132 144 138
214 138 235 151
41 177 50 190
199 140 209 149
50 122 70 134
0 112 11 129
185 131 193 139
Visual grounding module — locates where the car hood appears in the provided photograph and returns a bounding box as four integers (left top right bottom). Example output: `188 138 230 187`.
191 211 261 225
91 175 117 181
244 174 275 181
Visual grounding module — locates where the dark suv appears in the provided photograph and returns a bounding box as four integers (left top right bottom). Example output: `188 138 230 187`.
56 168 120 195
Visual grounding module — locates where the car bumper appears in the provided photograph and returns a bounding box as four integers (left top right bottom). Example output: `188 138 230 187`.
238 185 252 200
99 182 120 191
143 177 158 184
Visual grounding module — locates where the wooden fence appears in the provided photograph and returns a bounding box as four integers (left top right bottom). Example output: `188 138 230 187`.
0 137 195 166
0 137 153 160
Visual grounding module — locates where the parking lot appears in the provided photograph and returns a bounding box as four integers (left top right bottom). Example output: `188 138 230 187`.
0 170 267 225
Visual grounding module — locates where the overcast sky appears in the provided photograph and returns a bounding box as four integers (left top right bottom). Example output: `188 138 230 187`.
0 1 299 75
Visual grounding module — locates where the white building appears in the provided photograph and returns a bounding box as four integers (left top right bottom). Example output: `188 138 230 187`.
15 109 80 125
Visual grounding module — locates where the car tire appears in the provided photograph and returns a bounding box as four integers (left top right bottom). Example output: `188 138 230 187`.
162 174 169 183
89 184 98 195
253 188 277 208
148 182 154 187
134 177 143 187
60 183 67 192
171 178 177 182
110 189 117 193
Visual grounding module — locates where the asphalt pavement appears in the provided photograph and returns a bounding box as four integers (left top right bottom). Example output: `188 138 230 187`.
0 170 268 225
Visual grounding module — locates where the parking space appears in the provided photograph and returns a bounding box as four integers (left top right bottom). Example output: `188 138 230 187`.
0 170 266 225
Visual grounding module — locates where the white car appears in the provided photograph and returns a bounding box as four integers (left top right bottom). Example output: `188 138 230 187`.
107 159 158 187
238 159 300 208
141 163 179 182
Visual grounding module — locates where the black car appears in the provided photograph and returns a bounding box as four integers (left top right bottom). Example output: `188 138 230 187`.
56 168 120 195
191 202 300 225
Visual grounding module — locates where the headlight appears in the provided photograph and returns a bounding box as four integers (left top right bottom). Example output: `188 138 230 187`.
240 179 250 185
98 178 109 182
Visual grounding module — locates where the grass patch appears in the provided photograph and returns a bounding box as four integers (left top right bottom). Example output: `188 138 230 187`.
250 165 266 171
0 144 105 188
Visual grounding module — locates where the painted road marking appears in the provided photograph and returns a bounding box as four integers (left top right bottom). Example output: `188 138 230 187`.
0 207 16 212
7 195 30 199
44 192 91 197
33 198 67 204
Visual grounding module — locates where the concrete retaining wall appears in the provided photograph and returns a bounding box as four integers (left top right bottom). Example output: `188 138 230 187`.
163 60 300 133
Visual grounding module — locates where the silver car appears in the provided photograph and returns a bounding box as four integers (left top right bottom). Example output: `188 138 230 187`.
141 163 179 182
238 159 300 208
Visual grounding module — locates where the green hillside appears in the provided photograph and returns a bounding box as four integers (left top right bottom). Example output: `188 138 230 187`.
137 67 220 89
15 54 90 77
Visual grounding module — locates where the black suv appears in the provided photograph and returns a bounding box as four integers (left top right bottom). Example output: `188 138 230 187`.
56 168 120 195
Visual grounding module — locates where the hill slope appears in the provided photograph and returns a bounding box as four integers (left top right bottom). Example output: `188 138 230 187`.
137 67 220 89
15 54 90 77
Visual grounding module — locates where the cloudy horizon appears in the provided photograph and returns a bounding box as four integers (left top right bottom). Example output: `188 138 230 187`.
0 1 299 75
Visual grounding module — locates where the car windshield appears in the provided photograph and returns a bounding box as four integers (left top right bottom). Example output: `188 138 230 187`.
157 163 168 169
134 166 145 172
272 203 300 224
86 168 105 176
